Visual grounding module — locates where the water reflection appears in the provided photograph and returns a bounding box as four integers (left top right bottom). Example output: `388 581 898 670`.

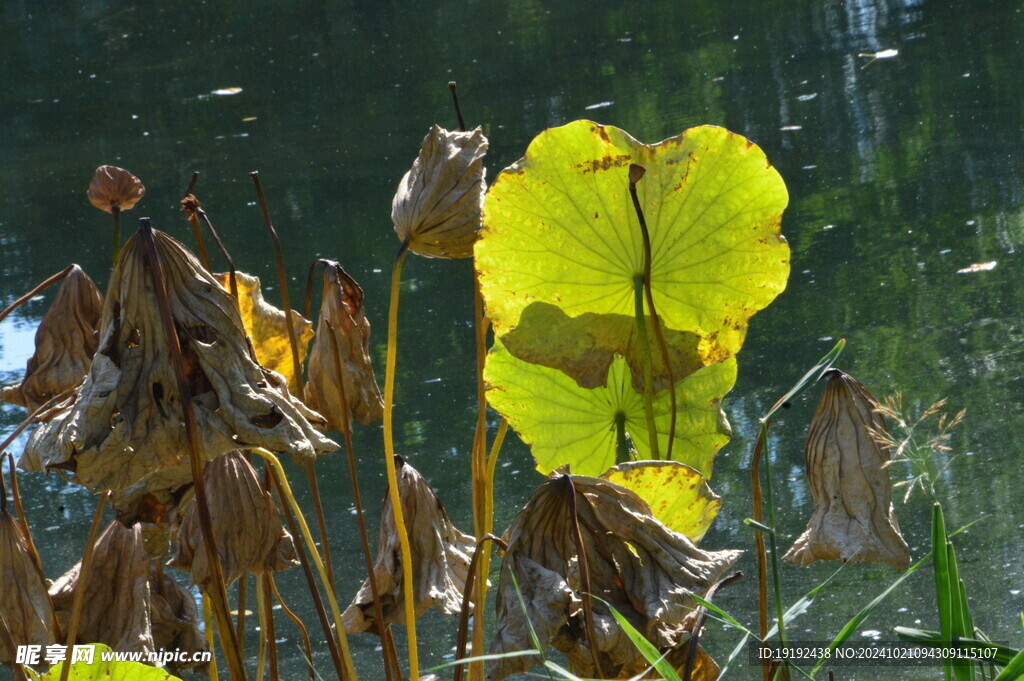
2 0 1023 679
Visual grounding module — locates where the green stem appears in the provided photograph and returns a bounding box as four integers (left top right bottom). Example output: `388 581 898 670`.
615 411 629 462
760 421 787 647
633 274 660 459
383 240 420 681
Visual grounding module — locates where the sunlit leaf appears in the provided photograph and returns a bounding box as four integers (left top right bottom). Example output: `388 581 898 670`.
214 271 313 384
485 339 734 478
477 120 789 386
600 460 721 542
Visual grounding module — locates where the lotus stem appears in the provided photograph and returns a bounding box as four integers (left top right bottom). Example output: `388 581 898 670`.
449 81 467 132
0 264 75 327
454 534 508 681
469 271 491 681
0 611 29 681
236 576 248 660
565 476 605 678
632 274 660 460
268 574 315 681
628 164 676 459
258 576 280 681
383 239 421 680
191 200 237 297
758 421 787 650
59 491 109 681
256 447 359 681
203 596 221 681
181 173 212 271
750 424 771 681
250 173 336 595
138 217 247 681
255 576 268 681
325 320 399 681
681 571 743 681
111 205 122 267
265 462 346 680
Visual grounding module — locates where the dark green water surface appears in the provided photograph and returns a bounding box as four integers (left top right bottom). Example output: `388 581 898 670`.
1 1 1022 679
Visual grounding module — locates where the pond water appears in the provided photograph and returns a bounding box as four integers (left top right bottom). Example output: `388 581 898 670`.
1 1 1022 680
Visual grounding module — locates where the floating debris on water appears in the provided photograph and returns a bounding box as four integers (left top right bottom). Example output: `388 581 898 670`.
797 93 818 101
957 261 997 274
859 49 899 68
211 87 243 96
780 125 803 131
584 101 613 110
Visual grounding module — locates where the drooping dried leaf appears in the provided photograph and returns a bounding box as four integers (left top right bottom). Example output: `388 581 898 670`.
305 262 383 430
488 474 740 681
149 565 208 673
87 166 145 213
169 451 297 587
50 521 154 657
0 511 54 665
1 265 102 411
20 227 336 509
392 125 488 258
343 456 476 633
783 369 910 570
213 271 313 386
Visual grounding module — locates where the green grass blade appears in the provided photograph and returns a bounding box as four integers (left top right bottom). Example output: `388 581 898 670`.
688 592 755 637
993 647 1024 681
763 339 844 420
592 596 681 681
895 628 1018 667
947 542 974 681
427 650 542 672
934 504 954 681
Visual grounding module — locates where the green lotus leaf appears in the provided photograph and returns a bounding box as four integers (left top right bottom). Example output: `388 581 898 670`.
484 339 735 478
600 460 721 543
476 120 789 384
27 644 183 681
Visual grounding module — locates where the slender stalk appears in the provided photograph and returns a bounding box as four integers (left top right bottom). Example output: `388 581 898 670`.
254 576 268 681
250 172 336 594
760 421 787 649
750 424 770 681
267 467 346 680
0 265 75 327
469 272 491 681
259 576 280 681
257 448 359 681
484 419 508 529
111 205 122 267
190 200 237 297
448 81 467 132
236 575 248 660
138 218 246 681
0 611 29 681
632 274 660 459
627 165 677 458
682 572 743 681
382 239 420 679
180 172 212 271
268 575 315 681
453 534 508 681
203 596 221 681
565 476 605 678
325 320 399 681
59 491 109 681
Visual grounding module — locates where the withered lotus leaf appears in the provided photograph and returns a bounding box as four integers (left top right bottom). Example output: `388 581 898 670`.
488 474 740 681
305 262 383 430
343 456 476 633
149 565 209 672
49 521 154 656
392 124 488 258
87 165 145 213
0 511 54 665
169 451 297 587
783 369 911 570
1 265 102 411
20 227 336 502
213 271 314 386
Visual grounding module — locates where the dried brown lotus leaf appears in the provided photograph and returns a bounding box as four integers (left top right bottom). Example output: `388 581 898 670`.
1 265 102 411
169 451 297 587
87 165 145 213
392 124 488 258
343 456 476 633
20 227 336 500
305 262 383 430
213 271 313 385
488 474 740 681
0 511 54 665
149 565 209 672
783 369 911 570
49 521 155 656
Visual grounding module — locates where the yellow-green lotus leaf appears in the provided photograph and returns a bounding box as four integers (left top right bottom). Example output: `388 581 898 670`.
214 271 313 385
600 461 721 543
476 120 789 384
27 644 183 680
485 339 734 478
